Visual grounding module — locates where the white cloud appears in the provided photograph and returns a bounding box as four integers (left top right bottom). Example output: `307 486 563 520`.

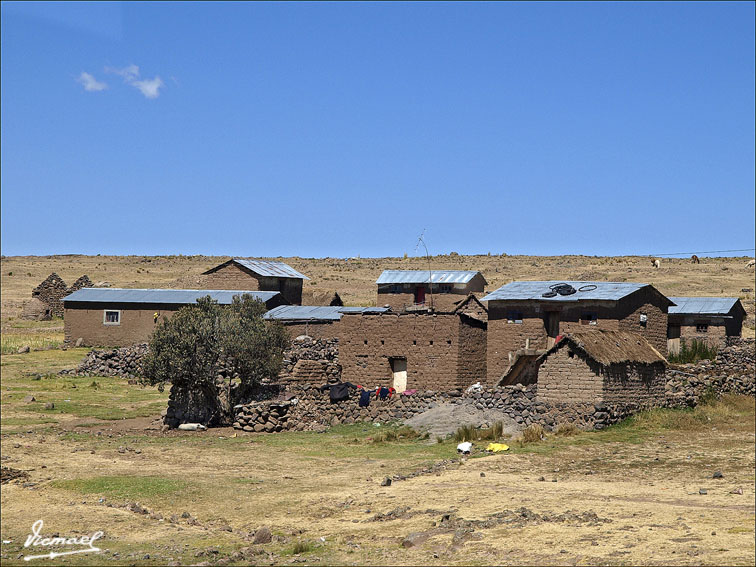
77 71 107 92
104 64 164 99
105 64 140 82
131 76 164 99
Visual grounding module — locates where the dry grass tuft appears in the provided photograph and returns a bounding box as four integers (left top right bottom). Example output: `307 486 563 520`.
521 424 545 443
554 422 580 436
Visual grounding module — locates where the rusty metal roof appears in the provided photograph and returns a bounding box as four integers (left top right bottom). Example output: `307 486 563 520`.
233 259 309 280
480 281 660 303
668 297 743 315
62 288 281 305
263 305 389 321
376 270 482 285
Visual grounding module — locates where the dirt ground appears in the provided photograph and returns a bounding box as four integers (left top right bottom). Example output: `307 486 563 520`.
1 350 754 565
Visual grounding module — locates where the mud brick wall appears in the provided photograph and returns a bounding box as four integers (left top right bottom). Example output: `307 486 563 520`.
536 347 666 405
64 303 174 347
279 321 341 340
199 263 262 290
458 316 487 385
486 289 669 383
339 313 486 391
200 263 303 305
679 322 728 349
377 291 468 312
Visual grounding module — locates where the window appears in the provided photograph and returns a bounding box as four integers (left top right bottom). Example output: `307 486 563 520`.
439 284 452 294
429 340 434 346
380 340 385 345
582 313 598 326
389 284 402 293
413 340 417 345
639 313 648 328
364 340 368 345
696 323 709 333
103 310 120 325
507 312 523 324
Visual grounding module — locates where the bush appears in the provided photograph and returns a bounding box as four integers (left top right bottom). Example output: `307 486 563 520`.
668 339 718 364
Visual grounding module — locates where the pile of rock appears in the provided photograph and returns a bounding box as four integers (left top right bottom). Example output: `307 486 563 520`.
233 399 294 432
59 343 147 378
278 337 341 384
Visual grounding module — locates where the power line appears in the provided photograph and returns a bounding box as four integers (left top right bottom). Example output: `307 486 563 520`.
649 248 755 257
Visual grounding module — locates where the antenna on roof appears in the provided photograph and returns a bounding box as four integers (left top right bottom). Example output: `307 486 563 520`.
415 230 434 310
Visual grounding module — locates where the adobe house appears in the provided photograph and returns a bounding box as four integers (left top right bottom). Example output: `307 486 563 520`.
201 258 309 305
481 281 673 384
376 270 487 312
263 305 389 340
667 297 747 353
339 310 487 392
63 288 287 347
535 330 667 406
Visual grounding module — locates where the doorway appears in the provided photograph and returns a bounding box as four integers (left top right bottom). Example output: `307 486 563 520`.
414 286 426 305
545 311 560 348
390 357 407 393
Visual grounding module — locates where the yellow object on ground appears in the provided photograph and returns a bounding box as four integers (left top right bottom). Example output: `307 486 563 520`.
486 443 509 453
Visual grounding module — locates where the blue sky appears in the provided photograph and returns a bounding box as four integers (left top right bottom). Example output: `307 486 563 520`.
2 1 754 258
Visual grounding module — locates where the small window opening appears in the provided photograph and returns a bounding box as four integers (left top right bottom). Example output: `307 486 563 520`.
696 323 709 333
447 339 452 345
429 340 434 346
413 340 417 345
364 340 368 345
582 313 598 326
507 311 523 324
439 284 452 294
639 313 648 328
380 340 385 345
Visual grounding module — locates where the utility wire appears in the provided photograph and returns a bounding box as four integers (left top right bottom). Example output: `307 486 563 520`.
649 248 755 257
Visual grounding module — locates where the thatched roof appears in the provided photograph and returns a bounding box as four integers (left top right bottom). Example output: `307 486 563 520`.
553 330 666 366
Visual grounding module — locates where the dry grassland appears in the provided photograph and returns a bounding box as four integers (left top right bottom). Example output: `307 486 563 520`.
2 253 755 328
1 350 755 566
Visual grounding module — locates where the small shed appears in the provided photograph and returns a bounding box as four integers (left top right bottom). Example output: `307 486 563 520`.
63 288 287 347
536 330 667 405
376 270 487 312
667 297 747 352
201 258 309 305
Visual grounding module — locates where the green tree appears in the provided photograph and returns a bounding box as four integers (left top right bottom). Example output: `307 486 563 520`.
141 295 290 425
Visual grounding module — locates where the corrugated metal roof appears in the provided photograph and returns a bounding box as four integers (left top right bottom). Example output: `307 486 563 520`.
668 297 741 315
480 281 649 302
233 259 309 280
62 288 281 305
376 270 481 285
263 305 389 321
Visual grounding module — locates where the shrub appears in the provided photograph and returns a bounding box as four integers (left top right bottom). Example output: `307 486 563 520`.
291 540 314 554
669 339 718 364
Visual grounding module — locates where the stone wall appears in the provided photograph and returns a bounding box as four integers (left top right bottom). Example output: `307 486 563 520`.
277 337 341 385
27 273 94 319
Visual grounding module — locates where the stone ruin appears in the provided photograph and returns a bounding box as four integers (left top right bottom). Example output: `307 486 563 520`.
22 273 94 320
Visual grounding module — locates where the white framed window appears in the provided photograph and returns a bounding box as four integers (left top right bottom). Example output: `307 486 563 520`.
507 311 523 324
582 313 598 326
439 284 452 294
696 323 708 333
103 310 121 325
